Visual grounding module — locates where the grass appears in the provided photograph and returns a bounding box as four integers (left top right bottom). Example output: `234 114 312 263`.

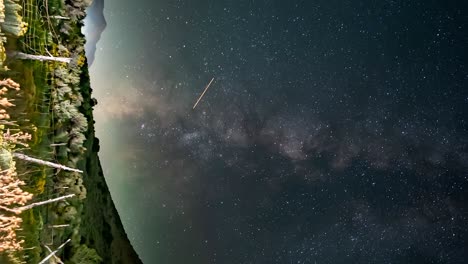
1 1 142 263
1 0 80 262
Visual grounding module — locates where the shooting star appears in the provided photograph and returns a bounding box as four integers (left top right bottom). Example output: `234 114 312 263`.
193 77 215 109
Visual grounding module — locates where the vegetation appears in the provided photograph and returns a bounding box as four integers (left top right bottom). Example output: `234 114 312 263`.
0 0 118 263
70 244 102 264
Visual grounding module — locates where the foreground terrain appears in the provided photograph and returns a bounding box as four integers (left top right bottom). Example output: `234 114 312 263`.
0 0 141 263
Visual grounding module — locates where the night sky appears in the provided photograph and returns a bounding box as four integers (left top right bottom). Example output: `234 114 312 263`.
85 0 468 263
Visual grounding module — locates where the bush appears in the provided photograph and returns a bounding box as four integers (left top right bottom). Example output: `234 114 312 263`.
0 0 28 37
70 245 102 264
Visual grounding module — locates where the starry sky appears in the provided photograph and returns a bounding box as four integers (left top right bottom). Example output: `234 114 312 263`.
85 0 468 263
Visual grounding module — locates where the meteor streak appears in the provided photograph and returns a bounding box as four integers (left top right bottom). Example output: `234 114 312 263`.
193 77 215 109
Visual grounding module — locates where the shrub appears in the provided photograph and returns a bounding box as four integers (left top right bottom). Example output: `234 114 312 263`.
70 245 102 264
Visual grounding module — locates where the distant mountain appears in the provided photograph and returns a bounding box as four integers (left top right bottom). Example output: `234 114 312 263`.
84 0 106 66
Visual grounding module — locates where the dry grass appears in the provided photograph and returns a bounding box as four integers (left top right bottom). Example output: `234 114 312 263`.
0 78 34 254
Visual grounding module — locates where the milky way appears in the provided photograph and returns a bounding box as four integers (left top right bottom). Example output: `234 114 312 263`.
88 0 468 263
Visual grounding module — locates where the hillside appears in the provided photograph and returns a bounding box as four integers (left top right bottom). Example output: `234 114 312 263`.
0 0 142 263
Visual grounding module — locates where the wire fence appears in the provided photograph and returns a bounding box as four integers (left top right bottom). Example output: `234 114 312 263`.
18 0 64 235
20 0 59 55
19 0 59 124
